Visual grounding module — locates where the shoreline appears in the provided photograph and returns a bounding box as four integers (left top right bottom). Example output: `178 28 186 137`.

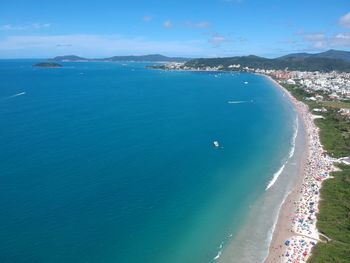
263 75 336 262
215 72 308 263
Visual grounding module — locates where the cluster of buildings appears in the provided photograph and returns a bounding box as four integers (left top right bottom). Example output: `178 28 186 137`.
258 69 350 100
257 69 350 119
160 63 350 119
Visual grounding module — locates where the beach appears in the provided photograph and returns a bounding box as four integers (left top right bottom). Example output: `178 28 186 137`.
264 76 336 263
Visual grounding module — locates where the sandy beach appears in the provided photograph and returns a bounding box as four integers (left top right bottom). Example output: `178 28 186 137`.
264 76 336 263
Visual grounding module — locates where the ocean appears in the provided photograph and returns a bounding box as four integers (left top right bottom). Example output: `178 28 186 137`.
0 61 299 263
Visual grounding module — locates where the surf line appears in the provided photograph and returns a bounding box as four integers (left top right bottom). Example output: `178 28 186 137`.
265 116 299 190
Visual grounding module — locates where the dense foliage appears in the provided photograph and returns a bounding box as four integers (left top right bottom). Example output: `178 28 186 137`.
33 62 62 68
308 165 350 263
185 56 350 72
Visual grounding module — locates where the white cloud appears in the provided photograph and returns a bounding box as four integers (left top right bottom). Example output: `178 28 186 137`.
302 32 350 49
0 23 51 31
208 33 227 47
186 21 211 29
303 32 325 41
0 34 204 58
339 12 350 28
163 20 173 28
143 16 153 22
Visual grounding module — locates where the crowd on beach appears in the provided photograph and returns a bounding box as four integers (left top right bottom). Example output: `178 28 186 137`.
279 92 336 263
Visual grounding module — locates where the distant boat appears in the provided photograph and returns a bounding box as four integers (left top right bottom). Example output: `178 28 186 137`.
213 141 220 148
244 81 248 84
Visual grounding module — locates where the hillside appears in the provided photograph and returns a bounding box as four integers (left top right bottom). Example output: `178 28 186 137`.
185 55 350 72
278 49 350 62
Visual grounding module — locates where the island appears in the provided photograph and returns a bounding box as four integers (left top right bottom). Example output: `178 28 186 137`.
33 62 63 68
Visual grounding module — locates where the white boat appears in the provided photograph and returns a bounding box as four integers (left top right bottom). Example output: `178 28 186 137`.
244 81 248 84
213 141 220 147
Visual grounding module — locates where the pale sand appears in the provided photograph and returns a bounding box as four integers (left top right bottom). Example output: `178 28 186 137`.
263 75 335 263
263 76 309 262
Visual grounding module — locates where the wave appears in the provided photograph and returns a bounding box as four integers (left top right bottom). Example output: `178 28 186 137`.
213 241 224 261
262 189 292 262
265 116 299 190
265 164 285 190
213 250 222 261
288 116 299 158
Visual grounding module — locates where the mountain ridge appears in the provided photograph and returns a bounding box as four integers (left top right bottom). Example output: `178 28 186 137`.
277 49 350 62
51 54 190 62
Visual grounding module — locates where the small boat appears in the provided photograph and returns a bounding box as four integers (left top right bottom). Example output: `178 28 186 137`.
244 81 248 84
213 141 220 147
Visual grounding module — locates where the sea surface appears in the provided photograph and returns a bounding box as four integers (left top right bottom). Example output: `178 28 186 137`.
0 61 298 263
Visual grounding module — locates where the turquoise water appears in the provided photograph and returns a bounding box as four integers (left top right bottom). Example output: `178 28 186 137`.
0 61 296 263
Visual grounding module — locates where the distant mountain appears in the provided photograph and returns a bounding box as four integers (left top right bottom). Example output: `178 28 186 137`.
185 54 350 72
313 49 350 62
51 55 88 61
277 53 311 59
278 49 350 62
105 54 190 62
51 54 190 62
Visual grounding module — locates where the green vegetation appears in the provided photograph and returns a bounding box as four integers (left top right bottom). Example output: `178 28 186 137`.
308 165 350 263
33 62 62 68
320 101 350 109
184 55 350 72
282 83 350 158
315 112 350 158
280 82 350 262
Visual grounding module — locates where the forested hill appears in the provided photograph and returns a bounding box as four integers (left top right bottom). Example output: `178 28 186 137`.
185 54 350 72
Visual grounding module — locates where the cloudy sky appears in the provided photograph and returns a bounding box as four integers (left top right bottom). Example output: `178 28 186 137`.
0 0 349 58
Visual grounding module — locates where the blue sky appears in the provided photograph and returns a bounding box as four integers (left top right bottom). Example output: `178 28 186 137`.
1 0 350 58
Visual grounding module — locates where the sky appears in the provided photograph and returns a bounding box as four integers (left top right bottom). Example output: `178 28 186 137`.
0 0 350 58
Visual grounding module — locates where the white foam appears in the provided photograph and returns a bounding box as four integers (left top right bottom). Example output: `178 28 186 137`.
266 116 299 190
288 117 299 158
262 189 292 262
266 164 286 190
213 250 222 260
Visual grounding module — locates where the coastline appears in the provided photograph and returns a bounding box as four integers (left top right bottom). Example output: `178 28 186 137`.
263 75 336 262
216 73 307 263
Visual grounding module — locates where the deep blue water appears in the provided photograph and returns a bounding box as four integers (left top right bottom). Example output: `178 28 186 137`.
0 61 295 263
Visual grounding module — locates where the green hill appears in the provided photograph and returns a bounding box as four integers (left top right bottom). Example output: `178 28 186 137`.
185 54 350 72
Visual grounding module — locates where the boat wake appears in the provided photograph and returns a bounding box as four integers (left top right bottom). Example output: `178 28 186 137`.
3 92 26 100
266 116 298 191
228 100 253 104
